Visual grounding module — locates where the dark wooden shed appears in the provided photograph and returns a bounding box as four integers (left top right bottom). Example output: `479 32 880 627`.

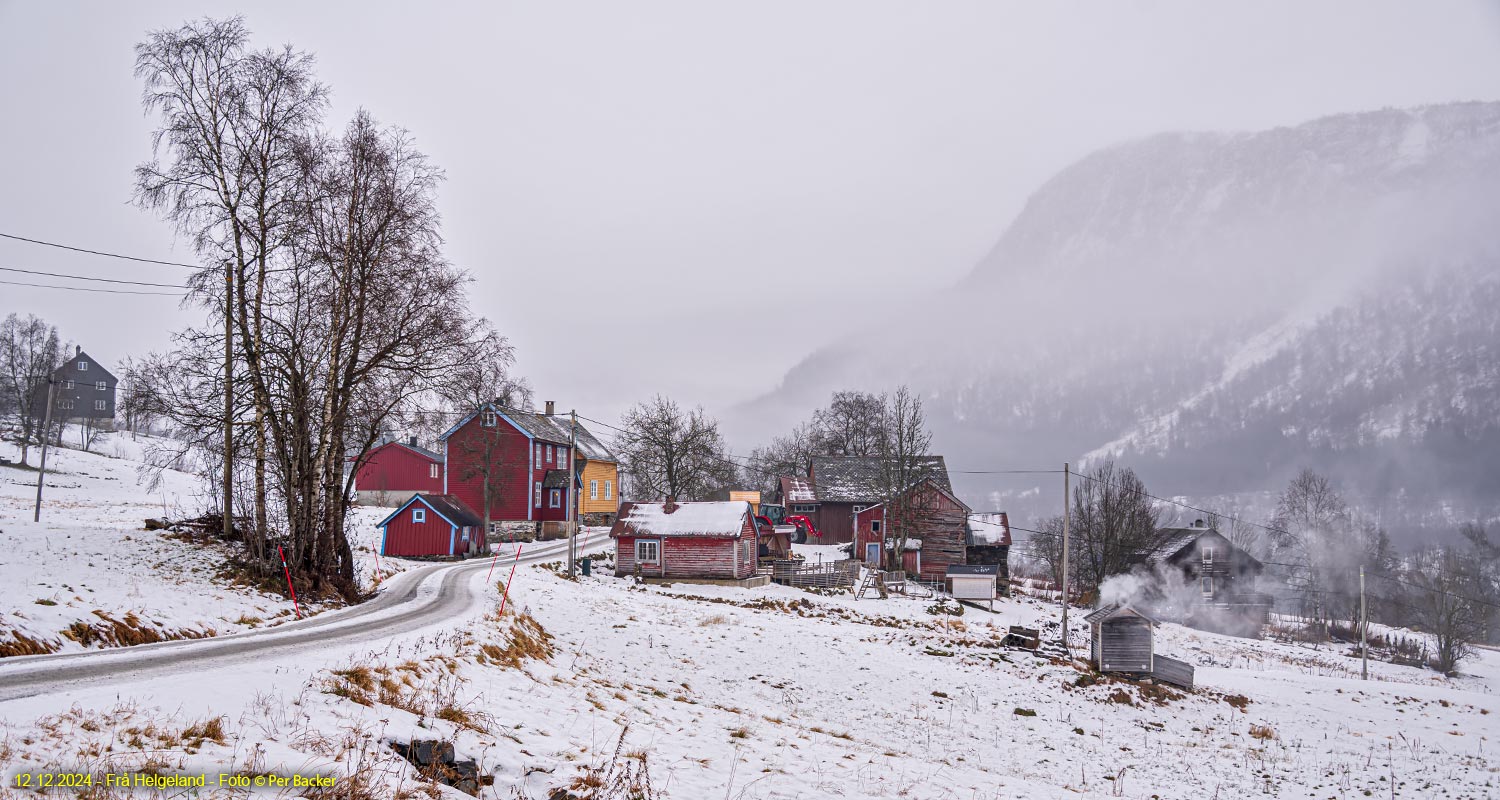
1086 604 1157 674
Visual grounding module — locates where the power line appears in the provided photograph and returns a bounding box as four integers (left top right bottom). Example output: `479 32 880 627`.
0 278 183 297
0 232 200 270
0 265 189 289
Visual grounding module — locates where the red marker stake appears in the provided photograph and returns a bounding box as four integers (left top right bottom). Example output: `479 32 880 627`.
497 543 524 618
277 546 303 619
372 537 383 580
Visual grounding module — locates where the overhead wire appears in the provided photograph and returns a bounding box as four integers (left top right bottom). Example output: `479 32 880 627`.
0 231 201 270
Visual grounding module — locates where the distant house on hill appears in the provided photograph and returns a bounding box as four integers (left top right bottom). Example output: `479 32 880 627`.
377 493 484 557
440 401 619 536
353 438 444 507
775 455 953 545
610 499 762 583
852 476 970 581
1137 520 1273 638
35 346 116 421
965 512 1012 592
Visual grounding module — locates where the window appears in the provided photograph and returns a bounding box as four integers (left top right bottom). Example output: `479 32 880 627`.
635 539 660 563
413 507 426 523
604 480 612 500
480 410 497 427
1201 576 1214 595
558 450 567 469
429 463 439 479
60 399 74 410
548 489 562 508
77 361 88 371
535 444 542 463
590 480 599 500
95 381 107 391
871 520 882 533
534 481 542 508
852 505 868 514
1202 546 1216 563
792 504 817 514
94 399 107 411
545 444 553 462
63 379 74 389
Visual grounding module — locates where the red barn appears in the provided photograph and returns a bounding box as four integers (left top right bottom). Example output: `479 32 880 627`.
377 494 484 557
610 500 759 581
440 402 611 533
352 439 444 507
853 478 970 580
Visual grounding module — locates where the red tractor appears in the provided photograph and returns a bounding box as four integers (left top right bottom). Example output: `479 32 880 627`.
756 503 821 544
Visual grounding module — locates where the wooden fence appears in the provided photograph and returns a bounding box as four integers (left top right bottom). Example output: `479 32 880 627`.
771 559 860 589
1152 655 1195 690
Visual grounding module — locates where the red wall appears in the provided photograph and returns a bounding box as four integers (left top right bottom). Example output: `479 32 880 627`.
445 415 535 523
614 535 756 579
355 443 442 498
854 505 886 563
382 502 456 556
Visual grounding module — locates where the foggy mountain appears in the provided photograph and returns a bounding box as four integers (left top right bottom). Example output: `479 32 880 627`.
732 102 1500 542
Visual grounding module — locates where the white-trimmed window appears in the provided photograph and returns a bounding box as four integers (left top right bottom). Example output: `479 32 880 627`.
94 399 106 411
1202 546 1216 563
545 444 553 462
558 449 567 469
792 504 817 514
871 520 882 534
60 399 74 410
63 379 74 389
535 444 542 463
852 505 868 514
429 463 439 479
413 507 426 523
548 488 562 508
95 381 107 391
604 480 613 500
635 539 660 563
481 409 497 427
1201 576 1214 595
534 481 542 508
77 361 88 371
590 480 599 500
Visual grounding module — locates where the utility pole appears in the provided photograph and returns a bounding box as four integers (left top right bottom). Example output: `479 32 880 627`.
32 377 57 522
1360 564 1368 680
567 409 578 576
223 261 234 542
1060 462 1071 650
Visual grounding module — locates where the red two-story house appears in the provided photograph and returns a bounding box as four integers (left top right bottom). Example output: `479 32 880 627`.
440 402 596 534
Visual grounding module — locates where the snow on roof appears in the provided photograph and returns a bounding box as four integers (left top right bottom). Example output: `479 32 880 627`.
611 501 751 538
780 476 816 504
966 512 1012 546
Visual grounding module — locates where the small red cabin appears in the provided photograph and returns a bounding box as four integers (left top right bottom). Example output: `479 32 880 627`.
611 500 758 580
353 439 444 506
377 494 484 557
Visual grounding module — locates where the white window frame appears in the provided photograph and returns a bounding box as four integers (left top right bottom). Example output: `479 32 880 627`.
852 505 868 514
480 409 497 427
1202 546 1216 562
548 488 562 508
792 504 817 514
60 399 74 410
635 539 660 563
429 463 439 479
535 444 542 463
590 480 599 500
94 399 107 411
534 481 542 508
95 380 107 391
871 519 882 533
1201 576 1214 595
558 449 567 469
545 444 553 462
77 361 88 371
63 379 74 389
413 507 426 524
604 480 613 500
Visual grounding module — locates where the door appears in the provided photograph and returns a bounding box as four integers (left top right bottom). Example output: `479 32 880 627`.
865 542 881 564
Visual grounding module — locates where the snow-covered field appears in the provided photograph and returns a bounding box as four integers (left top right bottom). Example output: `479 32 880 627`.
0 435 397 657
0 435 1496 798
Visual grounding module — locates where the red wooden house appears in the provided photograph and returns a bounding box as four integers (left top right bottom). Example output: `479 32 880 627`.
853 477 970 580
352 438 444 506
610 500 759 581
377 493 484 557
440 402 611 533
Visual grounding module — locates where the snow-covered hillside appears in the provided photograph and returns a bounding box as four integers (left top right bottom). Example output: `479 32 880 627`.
733 102 1500 539
0 435 394 656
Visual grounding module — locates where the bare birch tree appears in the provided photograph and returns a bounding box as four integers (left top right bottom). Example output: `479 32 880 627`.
0 313 63 466
617 396 738 501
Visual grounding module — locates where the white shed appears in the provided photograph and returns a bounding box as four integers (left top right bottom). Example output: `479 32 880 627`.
945 564 999 609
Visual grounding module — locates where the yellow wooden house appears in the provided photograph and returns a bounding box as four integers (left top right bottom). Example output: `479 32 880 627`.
574 424 621 522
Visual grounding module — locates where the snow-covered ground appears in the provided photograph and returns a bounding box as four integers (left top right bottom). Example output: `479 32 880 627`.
0 435 398 656
1 436 1495 798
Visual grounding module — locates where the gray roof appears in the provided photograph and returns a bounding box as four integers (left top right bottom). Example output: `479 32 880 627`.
395 441 443 462
946 564 1000 576
442 405 617 463
810 456 951 503
542 469 572 489
1083 603 1159 625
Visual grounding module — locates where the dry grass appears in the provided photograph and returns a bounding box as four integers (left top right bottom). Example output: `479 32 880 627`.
60 610 212 649
0 630 60 657
1249 724 1277 741
698 614 730 626
476 612 554 669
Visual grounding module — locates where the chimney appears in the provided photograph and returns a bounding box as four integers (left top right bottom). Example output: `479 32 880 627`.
409 435 418 447
544 400 555 416
1192 519 1205 529
75 345 81 357
663 495 678 514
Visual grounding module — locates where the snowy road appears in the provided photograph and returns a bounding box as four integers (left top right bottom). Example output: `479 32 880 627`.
0 537 603 702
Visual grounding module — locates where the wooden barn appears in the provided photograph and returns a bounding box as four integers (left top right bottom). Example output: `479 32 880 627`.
352 438 444 507
377 494 484 558
610 500 762 584
852 477 970 581
1085 604 1195 689
775 455 951 545
1143 521 1273 637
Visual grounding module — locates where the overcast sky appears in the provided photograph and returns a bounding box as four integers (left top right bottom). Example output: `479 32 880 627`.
3 2 1498 430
